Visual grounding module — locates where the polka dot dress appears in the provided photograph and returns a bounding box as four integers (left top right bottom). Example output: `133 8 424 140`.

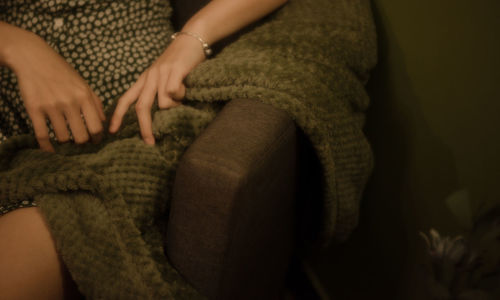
0 0 174 214
0 0 174 143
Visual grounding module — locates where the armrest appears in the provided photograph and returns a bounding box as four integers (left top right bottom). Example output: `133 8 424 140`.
166 98 297 299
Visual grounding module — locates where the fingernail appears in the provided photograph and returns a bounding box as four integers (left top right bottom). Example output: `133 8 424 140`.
41 145 55 153
145 137 155 145
92 133 103 144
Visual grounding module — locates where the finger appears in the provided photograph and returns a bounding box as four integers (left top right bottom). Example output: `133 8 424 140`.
158 71 184 109
166 71 186 101
109 74 146 133
157 71 172 109
136 71 158 145
65 105 89 144
173 83 186 102
30 112 55 152
46 111 70 143
91 91 106 122
81 100 104 144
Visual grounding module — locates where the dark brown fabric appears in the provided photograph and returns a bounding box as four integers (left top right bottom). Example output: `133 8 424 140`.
166 99 297 299
171 0 210 29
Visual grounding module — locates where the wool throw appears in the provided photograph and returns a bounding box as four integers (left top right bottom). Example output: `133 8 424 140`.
0 0 377 298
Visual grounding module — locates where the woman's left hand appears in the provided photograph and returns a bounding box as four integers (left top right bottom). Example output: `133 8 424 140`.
109 35 206 145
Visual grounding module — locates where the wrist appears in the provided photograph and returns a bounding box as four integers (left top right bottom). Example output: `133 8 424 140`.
0 40 19 70
181 18 214 45
0 22 18 68
0 22 37 70
171 31 213 58
167 34 206 66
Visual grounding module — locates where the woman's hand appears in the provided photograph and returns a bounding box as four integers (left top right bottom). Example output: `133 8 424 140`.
1 24 105 152
109 0 288 145
109 35 206 145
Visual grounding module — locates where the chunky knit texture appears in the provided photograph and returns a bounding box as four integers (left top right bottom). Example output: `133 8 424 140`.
0 0 377 298
186 0 377 241
0 103 218 299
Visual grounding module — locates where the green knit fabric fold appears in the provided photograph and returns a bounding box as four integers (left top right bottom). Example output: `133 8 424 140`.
1 103 218 299
185 0 377 241
0 0 376 298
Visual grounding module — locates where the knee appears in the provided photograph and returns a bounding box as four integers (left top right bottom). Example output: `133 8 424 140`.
0 207 66 300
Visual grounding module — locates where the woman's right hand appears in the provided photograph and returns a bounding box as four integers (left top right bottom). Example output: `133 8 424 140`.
1 23 105 152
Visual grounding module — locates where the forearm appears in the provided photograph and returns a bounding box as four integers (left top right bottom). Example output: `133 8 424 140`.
181 0 288 45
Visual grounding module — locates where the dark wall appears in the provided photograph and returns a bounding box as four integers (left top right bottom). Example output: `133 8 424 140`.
309 1 500 299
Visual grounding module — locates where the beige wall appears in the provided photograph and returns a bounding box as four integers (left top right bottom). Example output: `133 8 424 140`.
310 1 500 299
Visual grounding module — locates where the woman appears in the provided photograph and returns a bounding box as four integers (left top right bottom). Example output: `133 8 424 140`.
0 0 287 298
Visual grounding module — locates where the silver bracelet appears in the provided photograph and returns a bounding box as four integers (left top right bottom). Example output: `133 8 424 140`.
171 31 213 57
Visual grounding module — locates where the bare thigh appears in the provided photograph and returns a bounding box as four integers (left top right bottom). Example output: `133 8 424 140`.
0 207 80 300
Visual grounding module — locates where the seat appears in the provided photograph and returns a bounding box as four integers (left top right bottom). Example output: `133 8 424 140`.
165 1 365 299
165 2 324 299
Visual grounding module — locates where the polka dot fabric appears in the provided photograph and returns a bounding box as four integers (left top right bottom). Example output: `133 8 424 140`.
0 0 174 143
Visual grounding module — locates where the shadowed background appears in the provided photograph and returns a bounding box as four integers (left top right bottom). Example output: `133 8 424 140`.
307 0 500 299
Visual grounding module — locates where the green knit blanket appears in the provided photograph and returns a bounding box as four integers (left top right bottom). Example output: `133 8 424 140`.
0 0 376 298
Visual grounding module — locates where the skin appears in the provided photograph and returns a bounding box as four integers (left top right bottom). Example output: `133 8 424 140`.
0 207 82 300
0 0 288 299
